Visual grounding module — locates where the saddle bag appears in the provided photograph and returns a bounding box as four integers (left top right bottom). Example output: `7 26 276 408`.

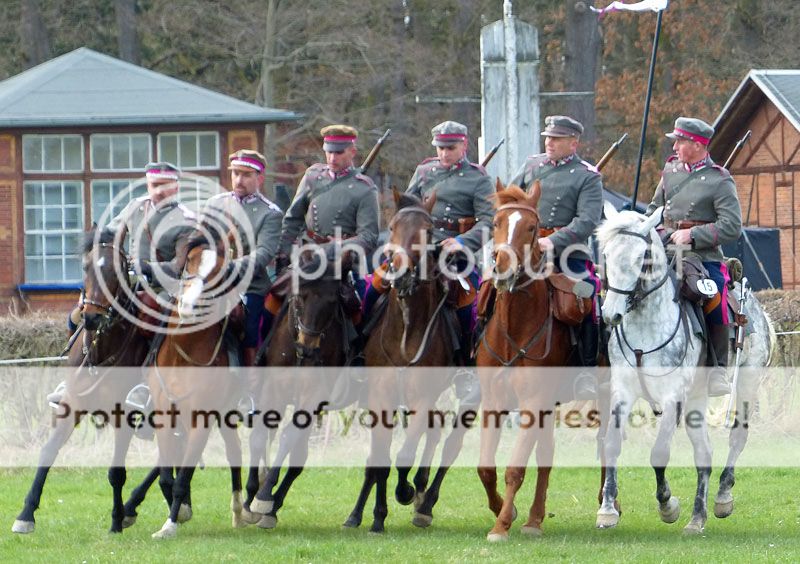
476 280 496 323
547 273 594 326
680 254 714 305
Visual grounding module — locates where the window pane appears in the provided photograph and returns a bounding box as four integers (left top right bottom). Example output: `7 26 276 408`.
64 233 81 255
63 137 82 170
43 183 62 205
24 183 42 206
44 258 63 281
92 136 111 170
43 138 62 170
160 135 177 164
64 207 81 229
179 134 197 167
25 258 44 282
63 183 80 204
131 136 150 168
44 235 63 255
111 136 130 169
64 258 81 281
24 209 42 231
45 208 62 230
25 234 42 255
198 134 217 167
23 138 43 171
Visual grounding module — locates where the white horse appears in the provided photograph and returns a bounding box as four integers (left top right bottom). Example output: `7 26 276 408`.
597 203 711 533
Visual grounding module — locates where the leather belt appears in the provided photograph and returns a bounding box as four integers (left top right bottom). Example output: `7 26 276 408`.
538 226 562 237
433 217 477 234
305 229 354 244
666 219 710 230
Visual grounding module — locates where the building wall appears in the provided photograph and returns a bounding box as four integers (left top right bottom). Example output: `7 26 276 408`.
730 99 800 289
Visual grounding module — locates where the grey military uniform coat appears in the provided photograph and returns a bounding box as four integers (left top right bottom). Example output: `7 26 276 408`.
106 195 196 280
279 164 380 258
203 191 283 295
510 153 603 262
646 155 742 262
406 157 494 252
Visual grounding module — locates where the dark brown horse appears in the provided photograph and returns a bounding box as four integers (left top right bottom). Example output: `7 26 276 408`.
343 192 470 533
148 229 246 539
476 181 574 542
13 227 150 534
245 252 354 529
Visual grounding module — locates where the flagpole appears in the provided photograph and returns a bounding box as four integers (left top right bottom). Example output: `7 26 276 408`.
630 7 664 208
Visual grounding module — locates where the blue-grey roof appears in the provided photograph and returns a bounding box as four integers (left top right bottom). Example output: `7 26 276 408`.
714 70 800 134
0 47 300 128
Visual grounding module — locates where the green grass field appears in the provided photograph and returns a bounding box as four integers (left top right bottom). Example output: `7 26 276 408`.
0 466 798 562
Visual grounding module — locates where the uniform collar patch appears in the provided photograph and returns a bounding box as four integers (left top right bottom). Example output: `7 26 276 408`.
329 166 354 179
546 153 575 167
234 193 258 204
684 156 710 173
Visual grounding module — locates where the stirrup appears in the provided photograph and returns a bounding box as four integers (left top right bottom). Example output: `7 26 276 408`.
47 381 67 410
707 368 730 397
573 370 597 401
125 383 151 411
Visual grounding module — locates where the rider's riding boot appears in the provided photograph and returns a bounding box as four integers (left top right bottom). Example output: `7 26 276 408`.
573 317 599 400
708 324 731 397
67 306 82 337
453 306 481 406
243 347 257 368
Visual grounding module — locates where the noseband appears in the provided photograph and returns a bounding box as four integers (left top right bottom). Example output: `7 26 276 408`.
604 229 671 312
493 202 544 288
82 242 131 328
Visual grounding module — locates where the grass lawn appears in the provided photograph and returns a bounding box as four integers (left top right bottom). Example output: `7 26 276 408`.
0 466 798 562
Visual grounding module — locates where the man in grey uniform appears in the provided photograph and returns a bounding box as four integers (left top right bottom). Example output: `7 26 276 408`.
510 115 604 398
647 117 742 396
202 149 283 367
277 124 380 294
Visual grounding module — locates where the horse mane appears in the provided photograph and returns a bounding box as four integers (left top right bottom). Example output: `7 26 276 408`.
595 210 648 251
83 226 116 254
187 229 215 254
493 185 529 208
396 192 423 211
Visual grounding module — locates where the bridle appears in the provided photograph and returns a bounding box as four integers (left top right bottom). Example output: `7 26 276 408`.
385 205 435 298
603 229 672 313
492 202 545 291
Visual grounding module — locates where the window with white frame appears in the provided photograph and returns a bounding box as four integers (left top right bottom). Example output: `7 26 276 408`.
22 135 84 172
157 132 219 170
177 176 220 214
23 181 84 283
91 134 151 171
91 179 147 226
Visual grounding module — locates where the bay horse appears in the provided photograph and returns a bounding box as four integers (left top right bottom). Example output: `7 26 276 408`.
148 229 246 539
597 202 712 533
343 191 470 533
245 251 355 529
12 227 150 534
475 181 573 542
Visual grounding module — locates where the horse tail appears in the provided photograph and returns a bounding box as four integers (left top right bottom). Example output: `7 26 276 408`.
764 311 777 368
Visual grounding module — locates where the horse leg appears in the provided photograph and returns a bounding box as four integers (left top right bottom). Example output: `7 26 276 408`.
108 425 135 533
597 383 633 529
12 414 76 534
595 378 621 514
256 426 312 530
715 397 751 518
122 466 160 528
414 404 475 528
650 399 682 526
477 406 508 521
394 409 431 506
683 395 712 534
521 424 555 536
251 419 302 515
410 424 441 507
219 423 245 529
244 423 270 524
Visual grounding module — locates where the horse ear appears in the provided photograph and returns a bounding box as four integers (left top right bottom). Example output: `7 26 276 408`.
527 180 542 207
423 190 437 214
392 186 402 206
641 206 663 234
603 200 619 220
495 178 505 193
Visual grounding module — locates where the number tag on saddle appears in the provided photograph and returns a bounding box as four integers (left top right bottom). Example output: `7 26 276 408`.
696 278 718 298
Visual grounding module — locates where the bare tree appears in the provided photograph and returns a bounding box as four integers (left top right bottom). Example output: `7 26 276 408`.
115 0 141 64
20 0 51 69
564 0 599 141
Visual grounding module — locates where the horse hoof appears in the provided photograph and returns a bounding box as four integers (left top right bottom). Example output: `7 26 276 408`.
714 494 734 519
121 515 137 529
682 519 705 535
395 484 415 506
12 520 35 534
511 504 518 523
369 522 385 534
487 531 508 543
595 511 619 529
177 503 192 524
342 516 361 529
242 506 262 525
256 514 277 529
413 491 426 511
250 498 273 515
659 497 680 524
412 512 433 528
151 519 178 539
520 525 543 537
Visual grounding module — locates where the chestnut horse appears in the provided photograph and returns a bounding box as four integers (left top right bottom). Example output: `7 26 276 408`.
148 230 246 539
476 181 574 542
245 252 355 529
13 227 150 534
343 191 472 533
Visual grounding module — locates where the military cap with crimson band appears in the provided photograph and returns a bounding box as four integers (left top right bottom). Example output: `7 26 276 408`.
665 117 714 146
229 149 267 173
540 115 584 138
321 125 358 152
431 121 468 146
145 161 180 181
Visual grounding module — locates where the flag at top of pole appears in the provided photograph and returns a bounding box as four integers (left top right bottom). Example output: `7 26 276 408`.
590 0 668 17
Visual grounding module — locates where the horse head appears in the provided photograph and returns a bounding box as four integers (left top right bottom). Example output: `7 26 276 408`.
176 227 232 321
491 179 543 292
81 226 129 333
597 202 665 326
386 190 436 297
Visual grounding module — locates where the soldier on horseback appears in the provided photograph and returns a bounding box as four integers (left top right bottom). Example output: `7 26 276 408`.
509 115 604 398
647 117 743 396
